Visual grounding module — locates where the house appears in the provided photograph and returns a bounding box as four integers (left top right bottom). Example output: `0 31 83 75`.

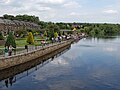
0 18 40 34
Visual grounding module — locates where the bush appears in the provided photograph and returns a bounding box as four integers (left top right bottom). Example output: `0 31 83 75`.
5 32 16 48
26 32 34 44
54 32 58 38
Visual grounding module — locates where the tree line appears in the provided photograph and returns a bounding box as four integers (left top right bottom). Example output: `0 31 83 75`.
3 14 39 24
79 23 120 37
1 14 120 37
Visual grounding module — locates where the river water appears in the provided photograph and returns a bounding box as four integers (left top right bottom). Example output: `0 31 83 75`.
0 36 120 90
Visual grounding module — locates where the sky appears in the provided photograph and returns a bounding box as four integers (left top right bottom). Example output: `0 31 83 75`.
0 0 120 23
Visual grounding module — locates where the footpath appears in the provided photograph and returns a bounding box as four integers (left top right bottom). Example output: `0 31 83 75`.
0 41 66 59
0 40 72 70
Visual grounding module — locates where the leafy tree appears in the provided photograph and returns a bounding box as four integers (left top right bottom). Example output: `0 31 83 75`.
90 30 96 37
3 14 39 23
54 32 58 38
98 30 105 37
3 14 15 20
15 15 39 23
47 31 54 40
0 32 4 40
2 14 120 37
56 23 66 29
46 24 60 40
5 32 16 48
26 32 34 44
44 31 47 37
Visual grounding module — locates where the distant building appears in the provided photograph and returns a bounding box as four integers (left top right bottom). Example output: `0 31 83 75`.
0 18 40 34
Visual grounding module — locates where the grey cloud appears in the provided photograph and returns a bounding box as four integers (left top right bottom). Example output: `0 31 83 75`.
0 0 120 23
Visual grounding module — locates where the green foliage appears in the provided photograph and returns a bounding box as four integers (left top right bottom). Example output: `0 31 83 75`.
89 30 96 37
16 15 39 23
82 23 120 37
26 32 34 44
38 21 48 29
44 31 47 37
5 32 16 48
15 30 27 38
54 32 58 38
0 32 4 40
56 23 73 29
98 30 105 37
2 14 120 37
46 24 60 39
3 14 14 20
47 31 54 40
46 23 60 32
3 14 39 24
56 23 120 37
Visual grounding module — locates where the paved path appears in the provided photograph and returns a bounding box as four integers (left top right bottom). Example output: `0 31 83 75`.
0 42 64 59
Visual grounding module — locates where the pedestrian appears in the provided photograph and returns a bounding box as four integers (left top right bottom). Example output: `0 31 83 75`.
25 45 28 52
9 45 12 56
52 37 54 43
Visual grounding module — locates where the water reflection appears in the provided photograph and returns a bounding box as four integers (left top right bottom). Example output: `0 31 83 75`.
0 45 71 89
1 37 120 90
5 76 16 88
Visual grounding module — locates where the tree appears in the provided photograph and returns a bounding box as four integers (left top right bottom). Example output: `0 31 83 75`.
90 30 95 37
38 21 48 29
3 14 15 20
26 32 34 44
54 32 58 38
15 15 39 23
44 31 47 37
98 30 105 37
5 32 16 48
46 24 60 40
0 32 4 40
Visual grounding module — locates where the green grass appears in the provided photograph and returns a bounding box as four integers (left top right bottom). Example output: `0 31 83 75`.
0 36 52 48
16 39 40 46
0 36 52 55
0 46 4 48
16 39 27 47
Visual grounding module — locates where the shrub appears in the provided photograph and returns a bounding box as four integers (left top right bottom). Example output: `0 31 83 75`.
5 32 16 48
26 32 34 44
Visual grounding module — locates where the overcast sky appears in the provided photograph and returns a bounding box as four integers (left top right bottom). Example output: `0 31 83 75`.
0 0 120 23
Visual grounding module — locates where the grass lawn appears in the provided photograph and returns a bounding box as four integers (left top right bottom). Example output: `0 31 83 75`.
16 38 27 47
16 37 51 47
0 36 51 48
0 36 52 55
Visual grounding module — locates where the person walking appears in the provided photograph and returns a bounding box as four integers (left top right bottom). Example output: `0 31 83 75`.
8 45 12 56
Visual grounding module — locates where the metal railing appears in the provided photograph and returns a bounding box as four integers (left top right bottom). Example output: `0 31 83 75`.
0 40 70 59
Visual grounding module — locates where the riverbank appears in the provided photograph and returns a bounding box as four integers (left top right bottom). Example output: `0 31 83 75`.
0 43 71 81
0 40 73 71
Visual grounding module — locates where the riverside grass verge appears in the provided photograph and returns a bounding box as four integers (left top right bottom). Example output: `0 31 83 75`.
0 37 51 55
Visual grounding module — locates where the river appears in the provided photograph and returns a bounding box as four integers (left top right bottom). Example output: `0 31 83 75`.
0 36 120 90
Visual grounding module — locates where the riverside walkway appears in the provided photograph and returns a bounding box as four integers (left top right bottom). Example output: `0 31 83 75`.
0 40 73 70
0 41 67 59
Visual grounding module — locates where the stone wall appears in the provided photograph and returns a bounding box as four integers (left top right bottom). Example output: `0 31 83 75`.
0 40 72 70
0 44 70 80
